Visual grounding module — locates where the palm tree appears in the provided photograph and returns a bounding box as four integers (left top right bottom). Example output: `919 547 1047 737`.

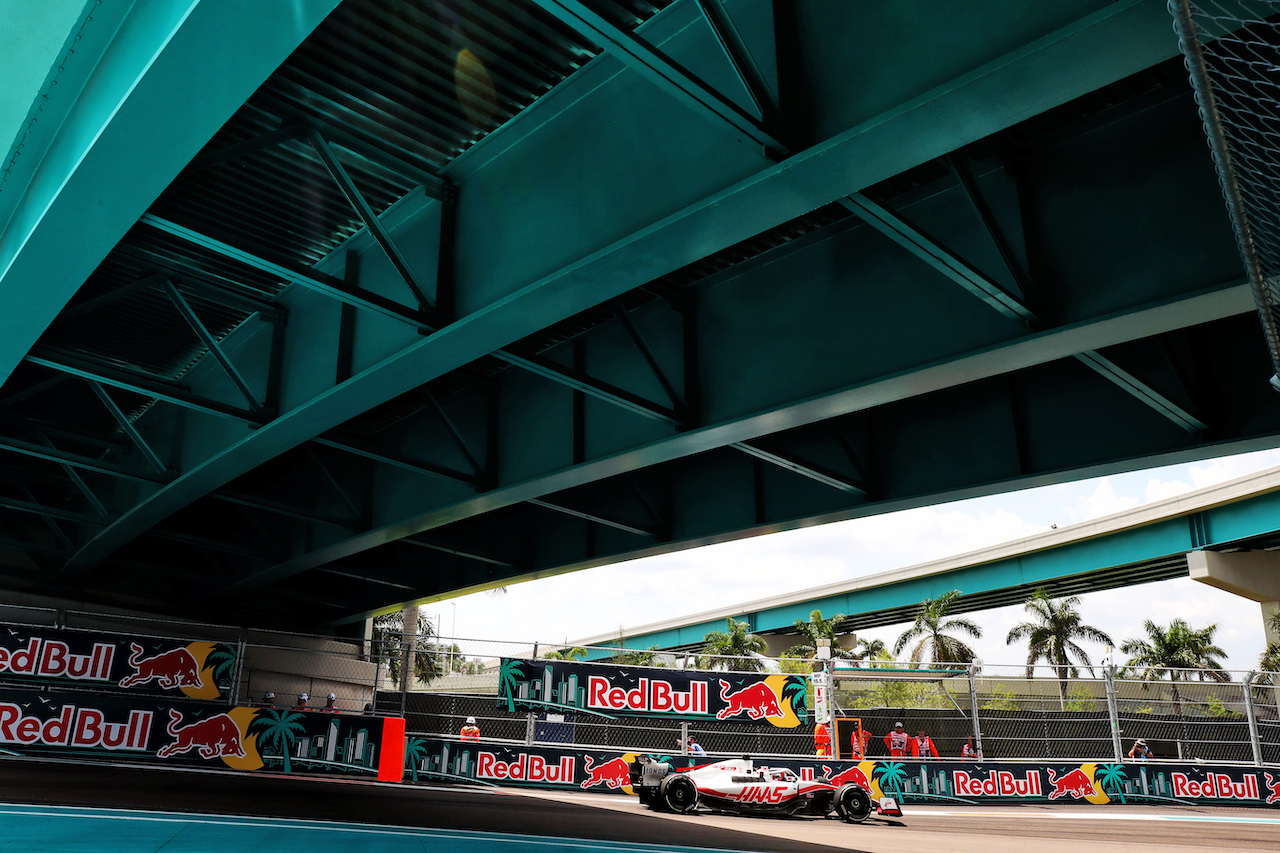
249 709 307 773
1259 642 1280 683
782 678 808 720
404 736 430 782
498 659 526 711
542 646 588 661
699 618 767 672
786 609 859 661
1005 589 1114 704
206 643 237 692
893 590 982 668
1094 763 1129 803
372 611 443 686
875 761 908 794
853 638 888 663
1120 618 1228 715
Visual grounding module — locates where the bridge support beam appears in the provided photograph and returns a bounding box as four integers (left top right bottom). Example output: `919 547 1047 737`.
1187 550 1280 645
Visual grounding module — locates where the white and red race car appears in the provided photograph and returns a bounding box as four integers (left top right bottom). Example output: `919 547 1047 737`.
628 755 902 823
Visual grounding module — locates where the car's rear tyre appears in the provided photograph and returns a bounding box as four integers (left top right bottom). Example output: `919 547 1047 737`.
835 784 872 823
659 774 699 814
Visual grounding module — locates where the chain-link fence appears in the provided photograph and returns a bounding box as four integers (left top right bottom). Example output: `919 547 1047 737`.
1171 0 1280 386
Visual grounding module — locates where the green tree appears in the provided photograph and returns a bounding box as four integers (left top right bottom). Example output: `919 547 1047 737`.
1005 589 1113 705
853 637 888 662
1258 641 1280 683
372 611 443 686
699 618 767 672
249 709 307 773
542 646 588 661
786 610 859 660
892 590 982 667
1120 618 1228 715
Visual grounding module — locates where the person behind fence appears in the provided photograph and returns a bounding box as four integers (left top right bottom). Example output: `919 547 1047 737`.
1128 738 1152 760
687 736 706 756
962 735 979 760
294 692 308 710
460 716 480 741
323 692 338 713
262 691 275 709
884 721 908 757
814 720 831 757
911 728 939 759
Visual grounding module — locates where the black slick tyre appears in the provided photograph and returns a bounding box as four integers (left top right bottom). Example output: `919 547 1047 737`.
835 784 872 823
658 774 699 814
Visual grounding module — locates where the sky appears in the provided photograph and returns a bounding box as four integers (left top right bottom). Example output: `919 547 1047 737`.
434 448 1280 673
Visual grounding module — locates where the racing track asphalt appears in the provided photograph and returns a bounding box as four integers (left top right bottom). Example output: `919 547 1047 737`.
0 758 857 853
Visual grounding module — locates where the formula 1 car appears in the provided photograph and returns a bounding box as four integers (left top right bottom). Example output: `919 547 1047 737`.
628 755 902 823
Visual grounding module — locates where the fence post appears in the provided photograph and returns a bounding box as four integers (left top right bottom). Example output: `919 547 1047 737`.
526 712 536 745
1243 672 1263 766
228 636 247 707
967 663 983 758
1104 664 1122 762
680 721 689 756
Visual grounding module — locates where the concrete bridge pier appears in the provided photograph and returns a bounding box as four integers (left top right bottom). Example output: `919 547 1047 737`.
1187 550 1280 648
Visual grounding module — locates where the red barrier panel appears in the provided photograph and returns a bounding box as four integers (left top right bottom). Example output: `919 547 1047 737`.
378 717 406 782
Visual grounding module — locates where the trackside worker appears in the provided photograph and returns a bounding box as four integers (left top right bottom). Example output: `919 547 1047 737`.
460 716 480 741
262 691 275 709
856 726 873 758
1128 738 1151 760
323 692 338 713
814 721 831 757
962 736 979 760
294 692 308 710
687 736 706 756
911 729 939 760
884 721 908 757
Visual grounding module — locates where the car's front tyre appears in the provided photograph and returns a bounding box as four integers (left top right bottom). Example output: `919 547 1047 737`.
658 774 699 814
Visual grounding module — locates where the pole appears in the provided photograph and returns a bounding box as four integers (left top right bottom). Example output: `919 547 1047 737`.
968 662 984 759
1104 663 1122 762
1243 672 1263 766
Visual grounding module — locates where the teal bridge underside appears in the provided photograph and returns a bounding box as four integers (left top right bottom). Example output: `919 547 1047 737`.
607 476 1280 652
1 0 1278 632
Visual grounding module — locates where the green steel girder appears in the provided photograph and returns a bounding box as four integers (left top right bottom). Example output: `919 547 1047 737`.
7 0 1268 628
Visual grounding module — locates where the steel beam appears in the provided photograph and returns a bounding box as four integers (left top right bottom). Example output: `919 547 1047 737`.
310 133 434 311
535 0 785 153
528 498 654 538
0 496 110 526
313 435 481 489
86 381 168 474
730 441 868 495
27 353 264 426
0 435 167 484
400 536 514 569
139 215 431 329
494 349 685 427
163 281 265 412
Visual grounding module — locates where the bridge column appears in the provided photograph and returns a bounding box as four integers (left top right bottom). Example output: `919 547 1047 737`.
1186 550 1280 646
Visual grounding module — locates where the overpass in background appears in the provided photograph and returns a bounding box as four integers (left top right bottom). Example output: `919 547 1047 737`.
576 466 1280 655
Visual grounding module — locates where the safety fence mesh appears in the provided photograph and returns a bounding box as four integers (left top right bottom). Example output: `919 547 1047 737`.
1171 0 1280 384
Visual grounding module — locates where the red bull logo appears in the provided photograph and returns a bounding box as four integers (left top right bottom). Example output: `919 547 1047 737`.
1265 773 1280 805
821 764 871 790
580 755 632 789
1172 772 1259 801
1046 768 1096 800
0 637 113 681
119 644 202 690
586 676 709 715
476 752 575 784
716 680 783 721
953 770 1043 797
0 702 150 751
156 709 244 759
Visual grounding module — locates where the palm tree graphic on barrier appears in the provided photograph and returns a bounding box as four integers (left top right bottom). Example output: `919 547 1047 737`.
250 709 307 773
206 643 237 691
1094 764 1129 803
876 761 908 796
782 678 807 720
404 736 430 782
499 659 525 711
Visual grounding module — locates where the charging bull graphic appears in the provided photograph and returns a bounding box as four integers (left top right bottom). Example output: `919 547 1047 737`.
716 679 783 720
1265 773 1280 805
1046 768 1097 800
118 644 203 691
156 709 245 760
822 764 873 791
581 755 632 789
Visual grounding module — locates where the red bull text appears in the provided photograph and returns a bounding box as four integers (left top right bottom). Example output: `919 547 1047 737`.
953 770 1043 797
476 752 576 784
0 638 113 681
1172 772 1260 801
586 677 708 715
716 680 783 720
0 702 150 750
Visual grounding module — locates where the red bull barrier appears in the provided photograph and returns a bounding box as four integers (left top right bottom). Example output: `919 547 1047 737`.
399 736 1280 808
